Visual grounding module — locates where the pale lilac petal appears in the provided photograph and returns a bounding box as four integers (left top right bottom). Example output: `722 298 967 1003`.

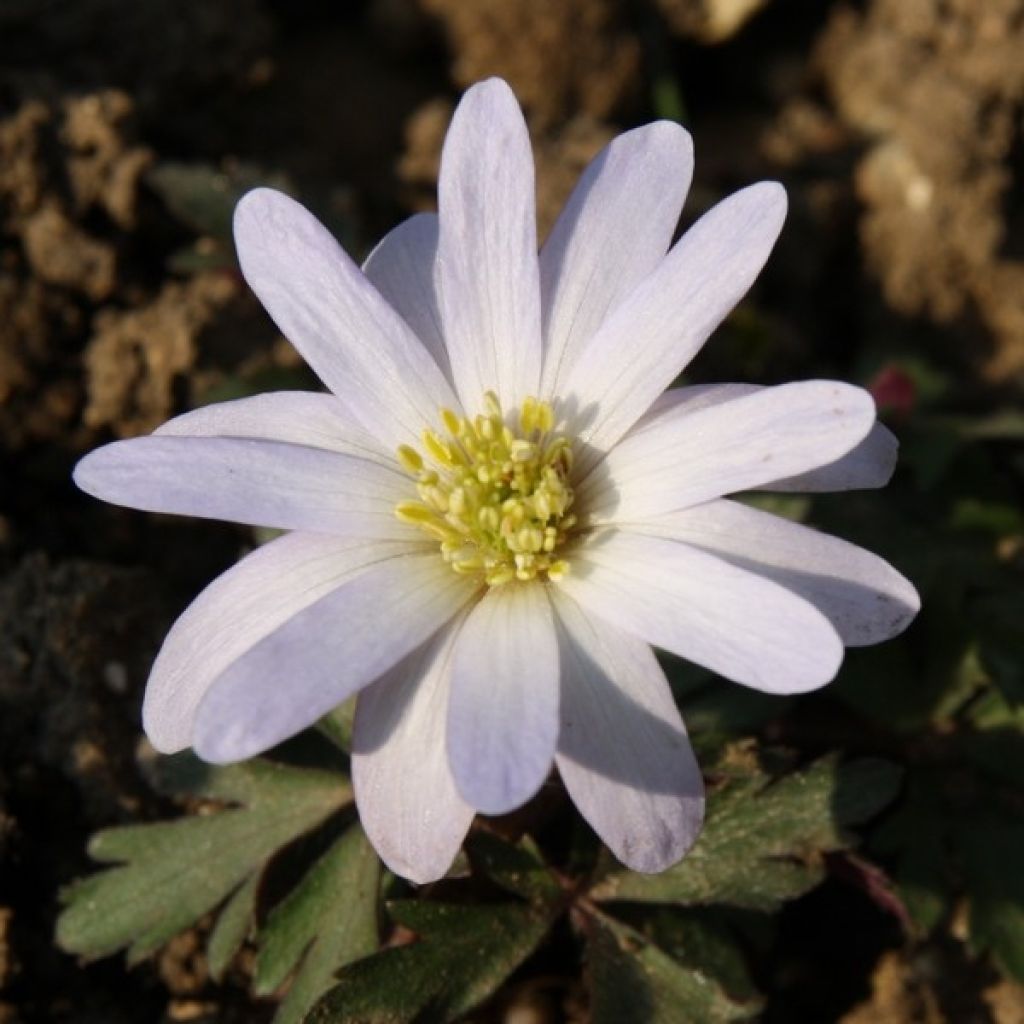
437 78 542 414
558 531 843 694
769 423 898 491
630 499 920 646
362 213 451 384
635 384 898 491
353 616 474 884
194 552 476 762
73 436 411 537
156 391 394 466
447 582 558 814
233 188 457 449
580 381 875 522
539 122 694 397
560 183 788 459
144 535 429 753
551 590 704 873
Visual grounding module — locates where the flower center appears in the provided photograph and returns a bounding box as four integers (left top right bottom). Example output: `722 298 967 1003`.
395 391 576 586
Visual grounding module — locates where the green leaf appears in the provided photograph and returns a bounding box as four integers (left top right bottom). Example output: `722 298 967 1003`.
56 757 352 963
465 831 561 903
147 161 293 241
590 756 901 910
960 818 1024 980
307 897 561 1023
584 908 760 1023
206 871 259 982
256 825 380 1024
869 772 950 934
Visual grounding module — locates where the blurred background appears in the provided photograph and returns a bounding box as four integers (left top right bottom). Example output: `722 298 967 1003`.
1 0 1023 1021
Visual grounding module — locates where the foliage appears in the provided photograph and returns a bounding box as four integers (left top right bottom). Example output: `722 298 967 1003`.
57 753 378 1024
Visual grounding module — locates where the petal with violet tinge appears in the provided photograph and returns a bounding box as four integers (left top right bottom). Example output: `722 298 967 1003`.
233 188 458 450
561 182 788 461
447 582 559 815
579 381 876 522
194 552 477 763
539 122 693 398
628 499 920 647
143 535 430 754
156 391 394 467
73 435 412 538
634 383 898 492
362 212 451 385
558 531 844 694
436 78 542 415
353 616 474 884
552 590 704 873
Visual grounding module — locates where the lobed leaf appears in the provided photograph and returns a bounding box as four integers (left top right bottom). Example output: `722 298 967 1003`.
206 871 260 982
307 896 562 1023
56 756 352 964
584 908 760 1023
590 756 901 909
255 824 380 1024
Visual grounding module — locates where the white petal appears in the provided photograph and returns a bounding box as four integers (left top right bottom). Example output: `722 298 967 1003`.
539 122 693 397
73 435 412 537
353 616 474 884
144 535 429 753
580 381 876 521
561 182 788 459
156 391 394 466
194 553 476 763
362 213 451 385
233 188 457 449
447 582 558 814
436 79 542 414
630 499 919 647
558 531 843 694
551 590 704 873
770 423 898 492
635 384 898 491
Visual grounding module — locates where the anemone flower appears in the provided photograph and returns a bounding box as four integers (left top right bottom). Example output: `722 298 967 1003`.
74 78 919 883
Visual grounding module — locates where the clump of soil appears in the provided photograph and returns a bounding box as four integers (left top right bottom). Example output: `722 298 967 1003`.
813 0 1024 384
839 952 945 1024
83 272 240 438
655 0 771 43
420 0 640 130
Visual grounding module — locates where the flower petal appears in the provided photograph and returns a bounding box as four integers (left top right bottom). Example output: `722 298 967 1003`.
635 383 898 491
769 423 898 492
539 122 693 397
436 78 542 414
447 582 558 814
156 391 394 466
194 552 476 762
580 381 876 521
144 535 428 753
561 182 788 458
629 499 920 646
559 531 843 694
353 616 474 884
233 188 458 449
362 212 451 385
73 435 412 537
551 590 704 873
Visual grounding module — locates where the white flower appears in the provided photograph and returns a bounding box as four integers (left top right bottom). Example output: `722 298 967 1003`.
74 78 919 883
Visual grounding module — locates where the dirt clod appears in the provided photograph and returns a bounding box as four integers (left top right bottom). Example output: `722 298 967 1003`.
83 272 239 438
421 0 639 130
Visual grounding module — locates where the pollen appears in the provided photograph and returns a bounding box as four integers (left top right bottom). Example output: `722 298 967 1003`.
395 392 576 586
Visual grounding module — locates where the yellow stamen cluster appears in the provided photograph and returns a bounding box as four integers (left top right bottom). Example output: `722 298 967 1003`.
395 391 576 586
